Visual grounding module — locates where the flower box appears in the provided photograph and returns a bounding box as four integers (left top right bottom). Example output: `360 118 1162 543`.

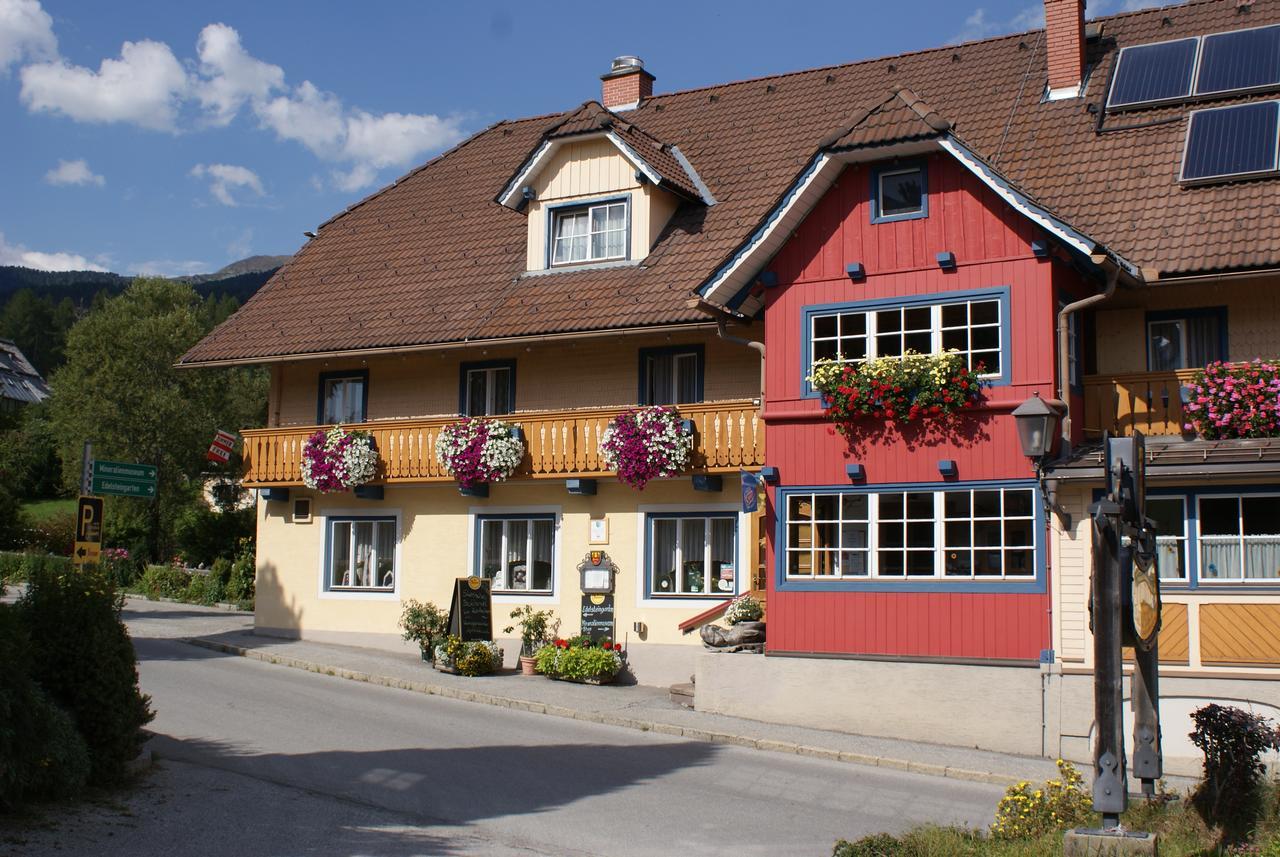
435 418 525 489
599 407 693 490
302 425 378 493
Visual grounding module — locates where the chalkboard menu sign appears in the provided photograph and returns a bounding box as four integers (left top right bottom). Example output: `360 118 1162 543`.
581 593 614 643
447 577 492 642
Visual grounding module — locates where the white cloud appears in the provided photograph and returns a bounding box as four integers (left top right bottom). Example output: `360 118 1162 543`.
44 157 104 187
20 38 189 130
953 5 1044 42
0 0 55 74
131 259 208 277
1090 0 1185 14
190 162 265 206
0 231 106 271
226 227 253 259
194 22 283 126
14 16 467 188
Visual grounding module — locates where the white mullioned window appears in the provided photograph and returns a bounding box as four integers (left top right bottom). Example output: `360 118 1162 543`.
329 518 396 590
1146 496 1188 580
551 200 628 265
479 516 556 593
321 374 366 424
1197 494 1280 581
649 514 738 596
784 487 1036 580
464 365 513 416
810 297 1002 377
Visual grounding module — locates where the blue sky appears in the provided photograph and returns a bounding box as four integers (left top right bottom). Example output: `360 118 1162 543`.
1 0 1173 276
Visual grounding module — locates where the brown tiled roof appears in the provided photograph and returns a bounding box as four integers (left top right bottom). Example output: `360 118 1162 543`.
182 0 1280 365
823 87 951 150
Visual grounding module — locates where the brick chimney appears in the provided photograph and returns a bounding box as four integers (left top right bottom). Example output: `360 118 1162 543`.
1044 0 1086 99
601 56 654 110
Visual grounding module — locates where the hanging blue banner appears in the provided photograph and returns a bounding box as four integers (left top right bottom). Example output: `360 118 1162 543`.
741 471 759 514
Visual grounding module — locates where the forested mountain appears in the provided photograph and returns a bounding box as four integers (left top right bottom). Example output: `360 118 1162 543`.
0 255 288 376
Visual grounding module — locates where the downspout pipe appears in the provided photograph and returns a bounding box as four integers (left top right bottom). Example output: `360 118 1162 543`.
685 297 765 406
1057 262 1121 446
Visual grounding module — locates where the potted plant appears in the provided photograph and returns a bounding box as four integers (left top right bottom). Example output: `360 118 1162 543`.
599 406 693 490
432 635 503 676
533 636 626 685
435 417 525 493
398 599 449 662
302 424 379 492
503 605 561 676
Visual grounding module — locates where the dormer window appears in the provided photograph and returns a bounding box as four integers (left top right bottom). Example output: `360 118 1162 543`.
551 199 629 265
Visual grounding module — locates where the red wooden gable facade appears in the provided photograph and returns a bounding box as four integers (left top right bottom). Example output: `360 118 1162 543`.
761 152 1089 662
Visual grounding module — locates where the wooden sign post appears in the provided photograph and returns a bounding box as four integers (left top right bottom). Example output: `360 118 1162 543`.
447 576 493 642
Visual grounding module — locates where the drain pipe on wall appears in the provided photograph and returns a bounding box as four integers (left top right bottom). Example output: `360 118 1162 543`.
1056 262 1121 446
688 298 765 407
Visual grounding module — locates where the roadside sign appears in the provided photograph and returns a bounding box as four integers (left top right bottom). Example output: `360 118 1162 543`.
74 495 103 565
207 429 237 463
91 459 157 498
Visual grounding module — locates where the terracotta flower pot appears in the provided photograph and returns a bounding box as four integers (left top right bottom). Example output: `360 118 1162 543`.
519 654 538 676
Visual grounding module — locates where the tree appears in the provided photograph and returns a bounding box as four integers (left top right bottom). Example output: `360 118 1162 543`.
47 278 266 561
0 289 66 375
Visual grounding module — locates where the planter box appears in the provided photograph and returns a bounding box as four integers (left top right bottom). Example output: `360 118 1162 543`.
549 673 618 686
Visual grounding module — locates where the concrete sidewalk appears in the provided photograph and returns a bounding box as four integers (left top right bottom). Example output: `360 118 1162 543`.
182 624 1063 788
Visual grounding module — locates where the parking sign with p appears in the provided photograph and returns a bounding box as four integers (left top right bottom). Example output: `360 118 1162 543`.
74 495 103 564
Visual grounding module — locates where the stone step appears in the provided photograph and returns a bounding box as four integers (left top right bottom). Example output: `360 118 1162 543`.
669 682 695 708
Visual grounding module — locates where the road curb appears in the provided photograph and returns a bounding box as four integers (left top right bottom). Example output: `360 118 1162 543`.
181 636 1023 788
126 594 251 613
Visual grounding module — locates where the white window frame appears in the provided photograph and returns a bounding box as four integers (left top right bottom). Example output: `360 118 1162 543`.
635 502 749 608
477 515 557 595
1195 493 1280 583
321 374 366 424
642 349 701 406
783 488 1037 581
550 199 629 266
646 513 739 598
317 510 402 601
464 366 513 416
466 506 562 603
809 297 1003 379
1146 495 1188 581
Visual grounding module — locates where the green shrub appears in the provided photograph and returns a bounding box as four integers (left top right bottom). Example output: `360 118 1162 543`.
534 638 624 681
182 572 223 606
0 550 27 583
990 759 1093 840
20 509 76 555
1190 703 1280 844
0 602 89 809
19 562 154 786
832 833 905 857
173 503 255 568
0 484 26 550
100 547 142 590
140 564 192 599
225 538 255 604
399 599 449 659
434 636 501 676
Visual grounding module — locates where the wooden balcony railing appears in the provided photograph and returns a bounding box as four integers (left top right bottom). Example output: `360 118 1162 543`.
242 399 764 487
1082 369 1200 438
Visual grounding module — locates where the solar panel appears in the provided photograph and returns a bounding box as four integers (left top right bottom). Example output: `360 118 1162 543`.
1180 101 1280 182
1108 37 1200 108
1196 24 1280 96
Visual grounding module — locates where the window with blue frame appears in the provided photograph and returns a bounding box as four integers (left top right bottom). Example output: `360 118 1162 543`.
647 513 737 597
550 199 628 265
871 163 927 223
783 487 1035 581
807 292 1005 382
327 517 396 591
1147 496 1187 581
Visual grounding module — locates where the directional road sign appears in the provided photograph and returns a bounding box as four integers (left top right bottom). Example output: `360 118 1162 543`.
91 459 158 498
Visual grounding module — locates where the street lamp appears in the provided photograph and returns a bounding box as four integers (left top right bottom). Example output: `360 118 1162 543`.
1012 392 1065 462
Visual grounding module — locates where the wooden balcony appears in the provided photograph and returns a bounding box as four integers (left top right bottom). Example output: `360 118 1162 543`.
1082 369 1200 438
242 399 764 487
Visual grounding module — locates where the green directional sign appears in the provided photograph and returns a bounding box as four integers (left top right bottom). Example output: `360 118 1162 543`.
91 459 157 498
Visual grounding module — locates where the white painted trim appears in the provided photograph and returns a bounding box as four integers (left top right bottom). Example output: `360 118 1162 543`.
609 100 640 112
465 504 563 603
700 153 840 307
1046 82 1082 101
316 507 403 602
499 139 554 208
633 501 748 609
499 130 678 210
937 137 1095 258
605 131 662 185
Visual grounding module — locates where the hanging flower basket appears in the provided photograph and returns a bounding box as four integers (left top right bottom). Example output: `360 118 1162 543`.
600 406 693 490
1182 359 1280 440
435 418 525 488
301 424 378 493
808 351 984 438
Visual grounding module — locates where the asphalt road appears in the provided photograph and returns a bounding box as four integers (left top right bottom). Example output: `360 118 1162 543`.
7 601 1005 856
